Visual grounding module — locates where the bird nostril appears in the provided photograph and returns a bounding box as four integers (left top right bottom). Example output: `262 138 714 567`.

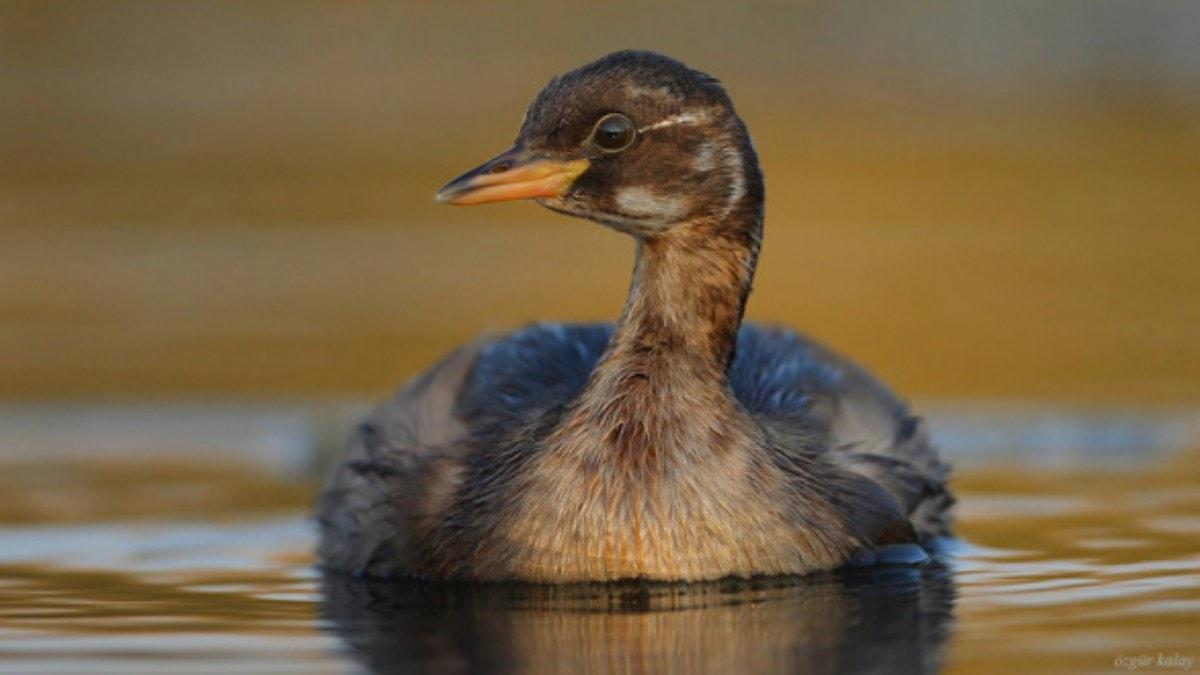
488 160 513 175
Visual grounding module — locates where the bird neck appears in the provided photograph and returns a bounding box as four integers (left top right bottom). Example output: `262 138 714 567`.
570 209 763 426
612 220 760 373
552 214 762 465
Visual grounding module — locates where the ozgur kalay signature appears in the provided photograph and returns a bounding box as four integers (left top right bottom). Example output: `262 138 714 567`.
1114 654 1195 671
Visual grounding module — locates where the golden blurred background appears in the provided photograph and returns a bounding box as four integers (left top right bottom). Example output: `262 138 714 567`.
3 1 1199 404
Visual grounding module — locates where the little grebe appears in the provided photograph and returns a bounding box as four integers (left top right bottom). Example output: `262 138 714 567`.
316 51 953 582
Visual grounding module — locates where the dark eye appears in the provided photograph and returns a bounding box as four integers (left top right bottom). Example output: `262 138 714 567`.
589 113 636 153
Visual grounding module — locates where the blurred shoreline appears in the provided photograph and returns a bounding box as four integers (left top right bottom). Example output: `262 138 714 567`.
3 399 1197 478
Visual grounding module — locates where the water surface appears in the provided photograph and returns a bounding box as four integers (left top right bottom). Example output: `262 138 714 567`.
0 408 1196 674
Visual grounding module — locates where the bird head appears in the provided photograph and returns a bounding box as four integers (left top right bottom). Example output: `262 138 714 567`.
436 50 762 237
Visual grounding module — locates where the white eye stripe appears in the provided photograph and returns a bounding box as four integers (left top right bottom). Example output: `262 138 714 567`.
637 111 710 133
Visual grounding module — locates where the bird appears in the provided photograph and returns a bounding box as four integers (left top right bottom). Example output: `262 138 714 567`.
316 50 952 583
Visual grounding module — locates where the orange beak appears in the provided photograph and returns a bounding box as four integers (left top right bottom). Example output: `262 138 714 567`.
435 147 589 205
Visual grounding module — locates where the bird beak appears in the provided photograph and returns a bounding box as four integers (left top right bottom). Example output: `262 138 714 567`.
435 147 590 205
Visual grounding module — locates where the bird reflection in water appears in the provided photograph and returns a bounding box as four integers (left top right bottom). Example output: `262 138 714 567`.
319 560 955 675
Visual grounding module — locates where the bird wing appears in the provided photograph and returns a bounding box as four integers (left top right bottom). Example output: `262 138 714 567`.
315 340 483 577
731 324 953 539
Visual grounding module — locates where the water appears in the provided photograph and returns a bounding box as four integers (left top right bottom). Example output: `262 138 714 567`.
1 406 1197 674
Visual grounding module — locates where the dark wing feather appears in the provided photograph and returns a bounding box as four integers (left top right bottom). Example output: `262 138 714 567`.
731 324 953 538
456 322 611 439
315 341 482 577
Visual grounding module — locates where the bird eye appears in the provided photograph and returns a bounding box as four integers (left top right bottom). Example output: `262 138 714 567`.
589 113 636 153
